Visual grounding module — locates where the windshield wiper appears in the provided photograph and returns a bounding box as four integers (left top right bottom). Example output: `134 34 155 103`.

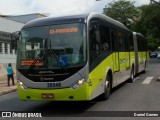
27 51 44 73
48 38 67 70
26 48 67 74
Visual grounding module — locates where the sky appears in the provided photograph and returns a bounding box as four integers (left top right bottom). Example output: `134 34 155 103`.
0 0 151 16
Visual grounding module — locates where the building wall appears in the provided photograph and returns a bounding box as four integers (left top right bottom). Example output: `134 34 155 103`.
0 16 23 56
0 63 16 78
0 14 47 78
0 54 16 63
0 49 17 78
0 17 24 75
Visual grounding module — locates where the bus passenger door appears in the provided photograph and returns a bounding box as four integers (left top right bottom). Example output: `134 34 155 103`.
125 34 130 69
110 30 120 87
118 31 129 83
110 30 119 72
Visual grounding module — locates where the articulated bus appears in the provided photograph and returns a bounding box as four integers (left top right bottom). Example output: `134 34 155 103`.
16 13 148 101
133 32 148 75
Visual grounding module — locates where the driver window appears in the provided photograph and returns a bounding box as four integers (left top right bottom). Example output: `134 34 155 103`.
89 22 100 64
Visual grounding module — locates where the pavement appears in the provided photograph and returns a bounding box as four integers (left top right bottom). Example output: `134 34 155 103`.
0 76 17 96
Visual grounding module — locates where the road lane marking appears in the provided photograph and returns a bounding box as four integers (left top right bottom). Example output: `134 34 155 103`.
142 77 153 84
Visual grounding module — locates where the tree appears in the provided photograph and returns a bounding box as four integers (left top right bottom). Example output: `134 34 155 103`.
135 3 160 50
103 0 140 29
147 34 159 51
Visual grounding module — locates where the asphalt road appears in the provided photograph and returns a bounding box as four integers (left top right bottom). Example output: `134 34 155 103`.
0 58 160 120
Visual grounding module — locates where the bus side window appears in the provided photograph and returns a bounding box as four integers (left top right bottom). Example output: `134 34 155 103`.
89 22 100 63
129 34 134 51
118 32 125 51
125 34 130 51
99 24 111 52
95 29 101 52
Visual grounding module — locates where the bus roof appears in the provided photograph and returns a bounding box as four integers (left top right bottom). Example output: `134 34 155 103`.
22 12 129 31
133 32 145 38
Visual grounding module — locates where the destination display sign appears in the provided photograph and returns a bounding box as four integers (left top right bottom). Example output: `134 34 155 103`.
49 27 78 34
21 60 43 66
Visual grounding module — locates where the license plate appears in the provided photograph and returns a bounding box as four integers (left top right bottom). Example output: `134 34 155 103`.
42 93 54 99
47 82 61 88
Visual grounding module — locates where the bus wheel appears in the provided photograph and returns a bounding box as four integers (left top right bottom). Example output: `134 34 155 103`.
128 67 134 83
101 75 111 100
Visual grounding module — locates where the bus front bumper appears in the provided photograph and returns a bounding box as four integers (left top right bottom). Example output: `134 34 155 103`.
17 83 89 101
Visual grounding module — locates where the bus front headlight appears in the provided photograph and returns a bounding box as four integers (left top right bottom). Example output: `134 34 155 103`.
71 78 86 89
17 81 28 90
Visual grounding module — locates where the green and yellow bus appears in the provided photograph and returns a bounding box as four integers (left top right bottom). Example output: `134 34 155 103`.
16 13 147 101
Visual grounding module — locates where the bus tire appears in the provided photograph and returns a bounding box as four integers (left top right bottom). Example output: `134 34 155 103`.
101 75 111 100
128 67 134 83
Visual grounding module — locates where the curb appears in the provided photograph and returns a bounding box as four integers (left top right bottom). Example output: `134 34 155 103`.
0 88 17 96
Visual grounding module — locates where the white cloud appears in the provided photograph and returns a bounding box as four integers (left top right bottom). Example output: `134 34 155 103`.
0 0 96 16
0 0 150 16
132 0 150 6
30 0 96 16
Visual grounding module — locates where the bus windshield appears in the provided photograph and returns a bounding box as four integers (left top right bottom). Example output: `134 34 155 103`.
17 23 87 69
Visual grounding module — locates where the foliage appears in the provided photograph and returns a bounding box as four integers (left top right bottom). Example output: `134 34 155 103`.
103 0 140 29
134 4 160 50
103 0 160 50
147 34 159 51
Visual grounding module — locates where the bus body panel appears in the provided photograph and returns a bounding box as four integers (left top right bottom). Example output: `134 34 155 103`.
88 52 132 99
16 64 89 89
17 82 89 101
88 54 113 99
